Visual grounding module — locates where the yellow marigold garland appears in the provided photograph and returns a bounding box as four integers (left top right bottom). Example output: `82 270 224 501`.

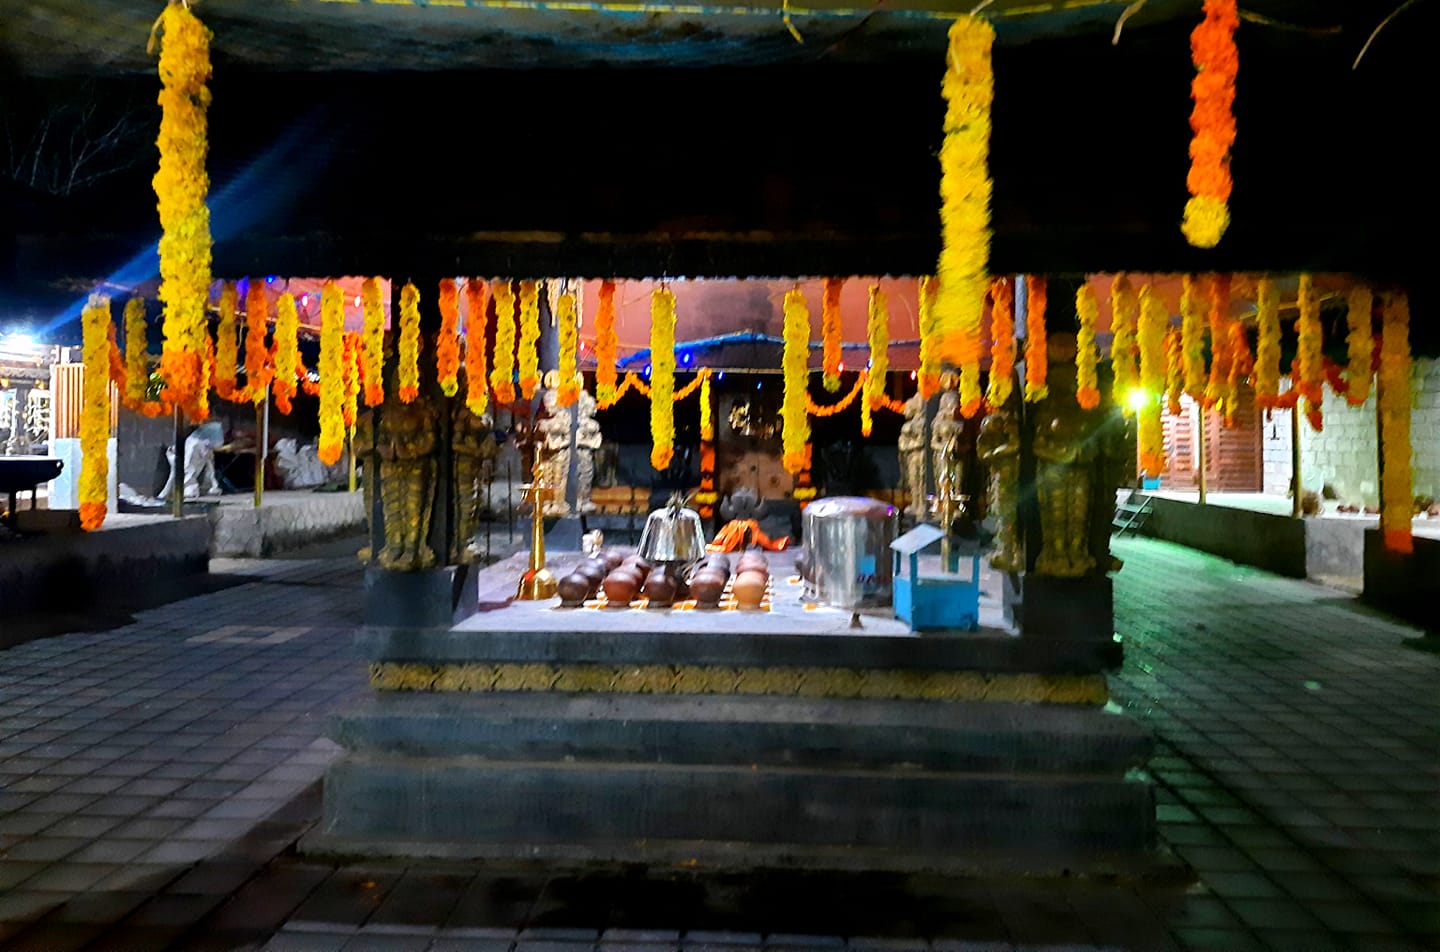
1136 286 1168 478
153 3 213 423
594 279 618 406
517 280 541 400
123 297 152 409
936 14 994 421
863 285 890 437
1182 0 1239 249
1224 319 1252 428
700 367 714 442
1295 273 1324 430
781 288 812 474
821 277 844 392
342 332 360 431
79 294 112 531
241 282 271 405
361 277 386 407
649 287 677 471
489 280 516 405
1203 273 1233 412
397 282 421 403
1253 275 1281 409
1180 274 1208 400
805 373 865 417
464 279 489 416
271 291 299 415
215 282 238 399
1075 282 1100 410
1378 291 1413 554
1023 275 1048 402
556 290 581 406
317 281 345 466
1344 285 1374 406
986 277 1015 409
1164 327 1184 417
917 275 941 399
1109 274 1139 412
437 278 461 398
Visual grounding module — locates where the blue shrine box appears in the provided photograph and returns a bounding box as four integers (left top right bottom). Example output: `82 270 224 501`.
891 524 981 632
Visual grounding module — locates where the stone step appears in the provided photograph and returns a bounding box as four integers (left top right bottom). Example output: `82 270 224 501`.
332 692 1152 774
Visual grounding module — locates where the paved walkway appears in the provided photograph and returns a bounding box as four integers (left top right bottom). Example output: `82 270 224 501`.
0 537 1436 951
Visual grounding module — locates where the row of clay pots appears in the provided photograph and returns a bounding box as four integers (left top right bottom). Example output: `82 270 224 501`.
559 549 773 610
557 549 630 607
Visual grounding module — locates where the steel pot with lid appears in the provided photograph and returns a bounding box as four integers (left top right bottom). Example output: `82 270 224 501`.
802 495 897 608
638 493 707 566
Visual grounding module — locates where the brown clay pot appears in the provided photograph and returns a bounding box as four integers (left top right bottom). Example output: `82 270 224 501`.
557 573 592 607
574 560 606 592
602 570 640 605
642 569 677 607
621 555 653 577
689 570 726 606
732 569 767 609
601 549 626 573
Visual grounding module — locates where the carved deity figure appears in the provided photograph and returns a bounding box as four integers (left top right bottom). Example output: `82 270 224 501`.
896 393 928 521
357 410 376 563
573 390 603 514
537 389 573 517
976 405 1023 572
452 401 499 564
930 390 963 517
1032 381 1104 579
376 397 438 571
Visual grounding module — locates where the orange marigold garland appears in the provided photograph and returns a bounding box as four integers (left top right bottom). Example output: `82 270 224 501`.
79 294 111 531
805 373 865 416
1136 286 1168 477
917 275 941 399
1224 319 1252 428
595 279 618 406
556 290 581 406
1180 274 1208 401
781 288 812 475
1344 285 1374 406
1023 275 1048 402
361 277 386 407
342 332 361 431
1294 273 1324 431
863 284 890 437
214 281 238 399
464 278 489 416
986 276 1015 408
1253 275 1281 409
936 14 994 421
272 290 300 415
489 280 516 405
317 281 345 466
821 277 844 392
397 281 421 403
243 281 271 404
1378 291 1413 554
700 368 714 442
437 278 461 398
1109 274 1139 411
1075 282 1100 410
123 297 152 409
1164 327 1184 417
517 279 541 400
1203 273 1232 410
1182 0 1239 248
107 316 127 392
648 286 677 472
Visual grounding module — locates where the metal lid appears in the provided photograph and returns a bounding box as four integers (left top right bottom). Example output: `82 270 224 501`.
804 496 896 520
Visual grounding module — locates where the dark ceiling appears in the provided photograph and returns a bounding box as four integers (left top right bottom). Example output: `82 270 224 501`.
1 0 1435 343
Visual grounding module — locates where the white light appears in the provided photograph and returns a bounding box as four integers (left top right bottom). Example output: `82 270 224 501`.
354 296 362 307
3 332 36 353
1126 388 1150 412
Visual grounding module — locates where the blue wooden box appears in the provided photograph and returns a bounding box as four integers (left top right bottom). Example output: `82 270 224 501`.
891 524 981 632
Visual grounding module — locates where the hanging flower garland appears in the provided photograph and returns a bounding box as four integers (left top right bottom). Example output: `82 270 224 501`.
1109 274 1139 411
437 278 461 397
700 367 714 442
863 285 890 437
936 14 994 420
79 294 111 531
317 281 345 466
342 332 361 432
917 275 941 400
1203 273 1232 410
123 297 153 410
107 316 127 392
397 281 421 403
490 280 517 405
648 286 677 471
1023 275 1048 402
464 279 489 416
1224 319 1252 428
1180 274 1208 401
986 277 1015 409
1164 327 1184 417
517 280 541 400
1378 291 1413 554
781 287 812 475
360 277 386 407
1182 0 1239 248
1075 282 1100 410
239 281 270 405
214 282 238 399
594 279 618 406
1136 285 1168 477
1343 285 1374 406
1253 275 1280 409
556 290 581 407
805 373 866 416
1295 273 1324 431
271 291 300 415
821 277 844 392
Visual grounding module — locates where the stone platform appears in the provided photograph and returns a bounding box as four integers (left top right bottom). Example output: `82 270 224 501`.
307 552 1156 877
209 489 365 557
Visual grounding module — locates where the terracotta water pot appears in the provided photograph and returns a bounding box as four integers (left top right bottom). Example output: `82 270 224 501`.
689 570 726 606
642 569 677 607
557 573 591 607
602 570 640 605
732 570 767 609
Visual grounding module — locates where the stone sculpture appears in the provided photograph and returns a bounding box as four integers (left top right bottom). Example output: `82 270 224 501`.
375 397 438 571
573 390 602 514
976 405 1023 572
537 389 572 517
930 390 963 519
896 393 927 521
1032 379 1103 579
452 401 499 564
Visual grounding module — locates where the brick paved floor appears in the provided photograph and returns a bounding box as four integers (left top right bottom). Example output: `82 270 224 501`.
1 535 1437 951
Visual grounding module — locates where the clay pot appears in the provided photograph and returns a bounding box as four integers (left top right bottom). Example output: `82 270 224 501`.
642 569 677 607
732 570 767 609
601 549 626 573
557 573 592 607
689 570 726 607
602 570 640 606
736 553 768 574
621 555 653 577
574 560 607 592
672 569 690 601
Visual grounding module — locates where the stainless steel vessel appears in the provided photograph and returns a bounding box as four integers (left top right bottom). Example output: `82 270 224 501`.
637 495 707 565
803 496 897 608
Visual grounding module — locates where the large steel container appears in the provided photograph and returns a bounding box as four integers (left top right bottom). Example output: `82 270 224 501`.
802 496 897 608
637 499 707 565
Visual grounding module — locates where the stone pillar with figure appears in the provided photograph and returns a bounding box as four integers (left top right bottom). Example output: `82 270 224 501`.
897 393 928 521
573 390 602 514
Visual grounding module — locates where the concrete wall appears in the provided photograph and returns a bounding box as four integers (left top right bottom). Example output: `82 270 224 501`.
1142 496 1307 578
1363 529 1439 633
1261 406 1294 496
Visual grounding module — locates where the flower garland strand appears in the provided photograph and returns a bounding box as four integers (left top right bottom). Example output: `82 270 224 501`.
1224 319 1253 428
781 287 812 474
986 276 1015 409
464 279 489 416
1136 285 1169 477
821 277 844 392
1378 291 1413 554
397 282 421 403
1295 273 1324 431
271 291 299 415
1164 327 1184 417
214 282 238 399
437 278 461 397
517 280 541 400
936 14 995 420
123 297 152 409
1180 274 1208 401
243 281 271 405
863 285 890 437
594 279 618 406
1344 285 1374 406
1023 275 1048 402
489 280 516 405
1110 274 1140 411
699 367 714 442
1075 282 1100 409
648 286 677 471
361 277 386 407
153 2 214 422
317 281 345 465
1182 0 1239 248
1253 275 1281 409
342 332 360 432
1203 273 1233 412
917 275 941 399
805 373 866 416
79 294 112 530
556 290 581 406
